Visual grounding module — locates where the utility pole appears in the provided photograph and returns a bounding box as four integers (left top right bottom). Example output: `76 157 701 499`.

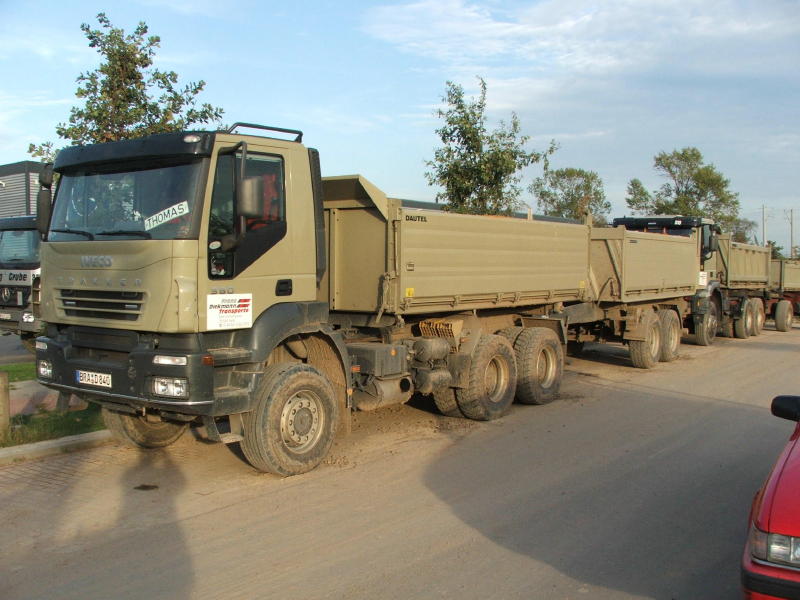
784 208 796 258
762 204 767 247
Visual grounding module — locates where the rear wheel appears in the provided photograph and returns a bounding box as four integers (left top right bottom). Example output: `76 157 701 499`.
455 334 517 421
241 363 338 476
629 310 661 369
432 387 463 418
512 328 563 405
775 300 793 332
102 408 188 449
657 309 681 362
750 298 765 336
734 299 751 339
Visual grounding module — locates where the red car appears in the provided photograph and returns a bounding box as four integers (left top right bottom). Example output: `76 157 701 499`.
742 395 800 599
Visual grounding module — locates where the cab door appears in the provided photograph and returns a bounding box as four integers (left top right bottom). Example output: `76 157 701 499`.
199 141 316 333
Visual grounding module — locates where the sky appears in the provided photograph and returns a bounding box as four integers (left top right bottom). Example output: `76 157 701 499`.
1 0 798 250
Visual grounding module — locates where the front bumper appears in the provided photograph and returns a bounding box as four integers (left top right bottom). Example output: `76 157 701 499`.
35 327 249 417
742 542 800 600
0 306 41 334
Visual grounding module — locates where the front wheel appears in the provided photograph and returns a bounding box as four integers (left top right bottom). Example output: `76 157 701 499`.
102 408 188 449
241 363 338 476
694 298 719 346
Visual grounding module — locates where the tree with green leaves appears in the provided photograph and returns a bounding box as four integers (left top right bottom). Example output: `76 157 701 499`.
732 217 757 243
625 147 740 232
530 167 610 224
768 240 785 259
29 13 223 160
425 77 556 215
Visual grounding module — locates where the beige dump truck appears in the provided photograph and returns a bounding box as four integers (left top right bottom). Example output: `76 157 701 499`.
769 259 800 332
32 124 713 475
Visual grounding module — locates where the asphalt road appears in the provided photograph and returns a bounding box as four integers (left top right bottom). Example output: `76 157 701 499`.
1 323 798 600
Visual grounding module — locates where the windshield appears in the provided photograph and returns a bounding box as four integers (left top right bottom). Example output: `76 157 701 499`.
0 229 39 264
49 158 205 241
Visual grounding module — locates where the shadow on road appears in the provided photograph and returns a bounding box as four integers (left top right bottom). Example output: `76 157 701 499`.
0 446 193 599
422 379 790 598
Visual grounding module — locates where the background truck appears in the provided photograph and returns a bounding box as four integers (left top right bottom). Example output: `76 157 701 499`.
0 215 42 350
32 124 728 476
610 216 791 344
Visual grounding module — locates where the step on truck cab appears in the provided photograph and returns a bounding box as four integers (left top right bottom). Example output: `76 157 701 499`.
34 123 597 475
0 215 42 350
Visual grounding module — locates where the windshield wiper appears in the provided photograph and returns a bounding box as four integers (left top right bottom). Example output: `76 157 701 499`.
97 230 152 239
50 228 94 240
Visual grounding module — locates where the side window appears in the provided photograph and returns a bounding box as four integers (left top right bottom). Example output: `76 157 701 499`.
208 150 288 279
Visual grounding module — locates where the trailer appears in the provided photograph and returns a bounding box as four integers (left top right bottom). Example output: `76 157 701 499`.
714 235 772 338
768 259 800 332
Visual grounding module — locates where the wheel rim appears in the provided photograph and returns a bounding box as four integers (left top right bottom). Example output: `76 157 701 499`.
280 390 324 453
484 356 509 404
667 319 679 352
648 324 661 359
745 304 753 332
536 346 557 389
707 305 718 340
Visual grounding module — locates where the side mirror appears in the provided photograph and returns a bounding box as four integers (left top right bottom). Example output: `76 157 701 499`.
238 176 263 219
36 187 52 237
39 163 54 188
772 395 800 422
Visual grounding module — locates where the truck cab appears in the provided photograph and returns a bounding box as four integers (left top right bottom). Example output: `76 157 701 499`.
0 215 42 349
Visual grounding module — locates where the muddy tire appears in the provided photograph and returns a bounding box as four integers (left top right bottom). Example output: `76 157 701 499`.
513 328 563 405
750 298 765 336
433 387 463 418
734 299 751 339
629 310 661 369
695 297 719 346
241 363 338 476
102 408 188 449
497 326 524 349
775 300 793 332
455 334 517 421
657 309 681 362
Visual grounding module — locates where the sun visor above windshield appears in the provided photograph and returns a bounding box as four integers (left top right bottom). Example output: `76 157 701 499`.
54 131 215 172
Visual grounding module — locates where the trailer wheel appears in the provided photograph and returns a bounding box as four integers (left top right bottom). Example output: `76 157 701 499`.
734 299 752 339
657 309 681 362
695 297 719 346
513 328 563 405
629 311 661 369
102 408 188 449
775 300 793 332
456 334 517 421
241 362 338 476
432 388 464 418
750 298 765 336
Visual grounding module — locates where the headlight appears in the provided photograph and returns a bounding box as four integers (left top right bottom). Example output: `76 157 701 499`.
152 377 189 398
153 355 188 366
37 360 52 379
750 527 800 566
35 340 47 351
22 312 35 323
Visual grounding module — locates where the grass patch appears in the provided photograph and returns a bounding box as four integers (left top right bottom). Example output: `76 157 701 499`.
0 403 104 448
0 361 36 383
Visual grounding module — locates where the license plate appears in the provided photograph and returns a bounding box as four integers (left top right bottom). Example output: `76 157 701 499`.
76 370 112 388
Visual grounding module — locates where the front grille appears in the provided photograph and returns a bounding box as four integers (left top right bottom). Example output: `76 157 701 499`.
59 289 144 321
